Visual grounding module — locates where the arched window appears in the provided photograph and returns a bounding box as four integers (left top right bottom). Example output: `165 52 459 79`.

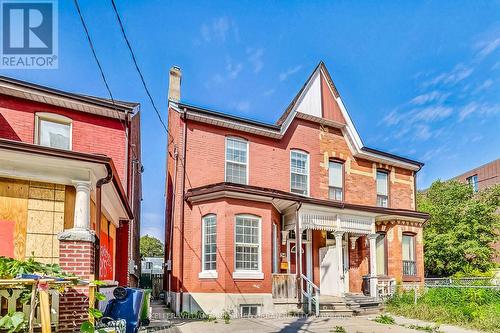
35 112 72 150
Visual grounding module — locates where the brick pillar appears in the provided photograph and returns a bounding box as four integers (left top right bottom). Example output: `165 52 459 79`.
57 231 95 332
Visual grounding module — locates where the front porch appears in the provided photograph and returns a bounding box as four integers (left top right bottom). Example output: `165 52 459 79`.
272 202 421 315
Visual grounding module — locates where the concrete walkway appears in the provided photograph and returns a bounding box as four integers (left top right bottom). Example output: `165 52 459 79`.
390 315 482 333
172 315 483 333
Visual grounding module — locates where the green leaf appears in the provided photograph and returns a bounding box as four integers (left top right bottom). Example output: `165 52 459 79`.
80 321 95 333
95 292 106 301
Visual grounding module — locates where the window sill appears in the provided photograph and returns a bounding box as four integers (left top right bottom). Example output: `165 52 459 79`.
232 271 264 280
402 275 421 282
199 270 218 279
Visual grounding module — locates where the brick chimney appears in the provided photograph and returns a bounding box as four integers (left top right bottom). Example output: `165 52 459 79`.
168 66 182 102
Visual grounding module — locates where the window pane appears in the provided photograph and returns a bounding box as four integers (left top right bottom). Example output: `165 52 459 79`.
235 216 260 271
329 161 343 188
290 151 309 195
39 119 70 150
203 216 217 271
377 195 388 208
226 138 247 184
376 234 386 275
402 235 415 261
376 172 388 195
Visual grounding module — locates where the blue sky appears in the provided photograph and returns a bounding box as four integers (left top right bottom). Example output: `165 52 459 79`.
2 1 499 241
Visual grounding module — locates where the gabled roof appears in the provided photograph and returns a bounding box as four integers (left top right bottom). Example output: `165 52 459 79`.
171 61 424 170
0 76 139 119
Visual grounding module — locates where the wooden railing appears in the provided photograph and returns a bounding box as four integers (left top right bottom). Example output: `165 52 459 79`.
272 274 297 300
0 288 59 325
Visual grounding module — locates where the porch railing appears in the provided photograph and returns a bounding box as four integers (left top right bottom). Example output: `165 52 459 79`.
272 274 297 299
377 277 396 299
403 260 417 276
0 288 59 326
300 274 319 316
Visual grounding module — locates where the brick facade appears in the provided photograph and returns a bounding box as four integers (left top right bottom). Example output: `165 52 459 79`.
165 64 426 313
58 239 95 332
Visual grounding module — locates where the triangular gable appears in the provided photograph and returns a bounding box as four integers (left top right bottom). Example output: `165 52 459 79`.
320 71 346 125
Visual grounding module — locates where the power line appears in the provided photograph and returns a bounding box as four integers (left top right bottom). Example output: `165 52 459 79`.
109 0 170 139
73 0 139 160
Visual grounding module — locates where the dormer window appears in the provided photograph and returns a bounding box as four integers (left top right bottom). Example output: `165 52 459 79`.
35 113 72 150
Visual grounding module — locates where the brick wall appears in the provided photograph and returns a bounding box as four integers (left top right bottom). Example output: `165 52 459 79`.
179 113 415 210
58 239 95 332
0 95 128 184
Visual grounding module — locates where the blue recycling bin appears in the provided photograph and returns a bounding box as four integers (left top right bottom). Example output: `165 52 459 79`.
103 287 144 333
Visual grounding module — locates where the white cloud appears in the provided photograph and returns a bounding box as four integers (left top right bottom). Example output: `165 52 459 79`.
383 105 453 126
415 124 432 140
473 79 494 94
409 91 450 106
199 17 232 43
279 65 302 81
226 60 243 79
263 88 275 97
423 65 473 87
247 48 264 73
476 37 500 58
235 101 250 112
459 102 500 121
141 226 164 242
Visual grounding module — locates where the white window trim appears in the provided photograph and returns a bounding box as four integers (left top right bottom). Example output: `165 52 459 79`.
34 112 73 150
233 214 263 280
290 149 310 196
199 214 218 279
225 136 249 185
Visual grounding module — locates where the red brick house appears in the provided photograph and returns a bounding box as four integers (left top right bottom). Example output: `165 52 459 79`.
0 76 142 330
164 62 429 316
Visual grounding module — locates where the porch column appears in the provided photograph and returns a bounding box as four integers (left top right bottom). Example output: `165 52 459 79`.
334 231 344 296
73 181 92 229
368 233 378 298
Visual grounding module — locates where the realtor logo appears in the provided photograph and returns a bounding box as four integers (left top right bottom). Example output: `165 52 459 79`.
1 0 58 69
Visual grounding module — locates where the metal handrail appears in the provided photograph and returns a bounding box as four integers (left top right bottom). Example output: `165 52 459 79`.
300 274 320 316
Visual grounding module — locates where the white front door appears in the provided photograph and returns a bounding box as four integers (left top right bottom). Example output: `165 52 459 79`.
319 246 340 296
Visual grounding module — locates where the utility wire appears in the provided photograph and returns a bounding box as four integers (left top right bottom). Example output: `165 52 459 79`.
73 0 139 160
109 0 170 138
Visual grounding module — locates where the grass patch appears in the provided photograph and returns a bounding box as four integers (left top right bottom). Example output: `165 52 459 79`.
386 287 500 332
374 314 395 324
330 326 346 333
405 324 443 333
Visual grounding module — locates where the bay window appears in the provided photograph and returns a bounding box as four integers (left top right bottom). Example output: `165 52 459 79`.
199 214 217 278
225 137 248 184
290 150 309 196
402 234 416 276
234 215 263 279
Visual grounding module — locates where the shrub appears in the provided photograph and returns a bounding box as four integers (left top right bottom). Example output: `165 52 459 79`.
374 314 395 324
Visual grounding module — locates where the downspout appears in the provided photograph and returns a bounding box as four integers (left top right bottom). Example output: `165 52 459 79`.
95 163 113 280
167 146 179 304
178 109 188 312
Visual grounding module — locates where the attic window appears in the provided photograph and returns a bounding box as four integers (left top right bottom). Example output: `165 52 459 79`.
35 113 72 150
